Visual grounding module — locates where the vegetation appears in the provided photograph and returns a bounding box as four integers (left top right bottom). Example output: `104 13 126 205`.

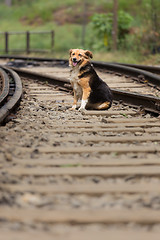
0 0 160 64
89 10 134 50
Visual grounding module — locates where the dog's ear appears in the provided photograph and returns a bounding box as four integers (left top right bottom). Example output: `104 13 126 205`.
69 49 73 56
85 50 93 59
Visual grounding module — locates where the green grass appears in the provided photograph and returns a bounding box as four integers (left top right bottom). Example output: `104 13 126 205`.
0 0 160 65
24 49 146 65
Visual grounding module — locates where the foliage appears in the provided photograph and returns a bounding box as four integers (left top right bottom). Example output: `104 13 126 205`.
91 13 113 37
89 10 134 50
1 0 160 61
118 10 133 32
139 0 160 53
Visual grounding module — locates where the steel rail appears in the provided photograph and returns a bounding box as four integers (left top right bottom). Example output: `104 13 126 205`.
10 67 160 115
10 67 70 90
115 62 160 75
0 54 160 75
0 55 68 64
0 68 9 105
0 66 23 124
0 54 160 74
93 62 160 89
1 55 160 88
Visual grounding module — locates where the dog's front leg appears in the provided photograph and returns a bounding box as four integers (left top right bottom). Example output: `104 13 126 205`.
70 89 78 110
78 87 90 111
78 78 90 111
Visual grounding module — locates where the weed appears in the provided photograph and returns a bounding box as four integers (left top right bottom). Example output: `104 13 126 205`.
60 164 81 168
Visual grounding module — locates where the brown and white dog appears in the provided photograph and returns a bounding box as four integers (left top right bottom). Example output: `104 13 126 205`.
69 48 112 111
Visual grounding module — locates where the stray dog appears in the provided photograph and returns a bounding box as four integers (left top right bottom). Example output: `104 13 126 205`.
69 48 112 111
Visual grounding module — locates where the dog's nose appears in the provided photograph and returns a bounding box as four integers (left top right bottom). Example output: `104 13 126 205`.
73 57 77 62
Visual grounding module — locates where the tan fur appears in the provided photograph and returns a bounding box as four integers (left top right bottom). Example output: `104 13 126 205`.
69 48 112 111
96 101 111 110
69 49 92 110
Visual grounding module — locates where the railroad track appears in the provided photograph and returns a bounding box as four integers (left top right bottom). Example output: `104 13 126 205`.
0 66 22 124
0 56 160 239
1 55 160 112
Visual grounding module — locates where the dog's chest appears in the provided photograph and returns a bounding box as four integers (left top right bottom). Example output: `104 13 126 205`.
70 67 79 83
70 67 82 96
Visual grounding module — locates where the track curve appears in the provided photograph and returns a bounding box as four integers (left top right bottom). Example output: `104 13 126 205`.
0 66 22 124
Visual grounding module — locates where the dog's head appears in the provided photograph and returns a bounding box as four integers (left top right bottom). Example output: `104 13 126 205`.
69 49 93 67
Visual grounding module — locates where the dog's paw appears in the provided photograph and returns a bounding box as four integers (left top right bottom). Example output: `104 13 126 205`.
68 105 77 111
78 107 85 112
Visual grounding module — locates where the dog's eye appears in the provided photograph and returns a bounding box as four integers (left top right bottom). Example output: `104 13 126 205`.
72 53 75 56
79 54 82 56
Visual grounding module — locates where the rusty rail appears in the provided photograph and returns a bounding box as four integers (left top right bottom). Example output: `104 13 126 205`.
0 66 22 124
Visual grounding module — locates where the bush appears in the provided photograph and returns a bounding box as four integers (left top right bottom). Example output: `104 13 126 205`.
88 10 134 50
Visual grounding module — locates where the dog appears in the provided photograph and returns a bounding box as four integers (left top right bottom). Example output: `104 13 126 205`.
69 48 112 111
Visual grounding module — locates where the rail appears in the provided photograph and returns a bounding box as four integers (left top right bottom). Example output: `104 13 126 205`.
10 65 160 115
0 66 22 124
1 55 160 88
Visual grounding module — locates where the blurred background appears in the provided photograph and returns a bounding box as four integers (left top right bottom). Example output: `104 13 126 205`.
0 0 160 64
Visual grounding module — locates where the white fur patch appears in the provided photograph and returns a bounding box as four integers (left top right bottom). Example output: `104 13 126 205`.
78 99 88 110
71 104 77 110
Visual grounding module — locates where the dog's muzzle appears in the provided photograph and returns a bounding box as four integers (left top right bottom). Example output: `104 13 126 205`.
72 58 80 67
